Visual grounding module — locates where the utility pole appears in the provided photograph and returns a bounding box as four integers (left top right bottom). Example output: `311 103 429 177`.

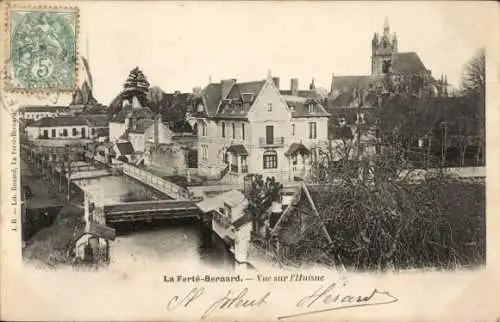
66 144 73 202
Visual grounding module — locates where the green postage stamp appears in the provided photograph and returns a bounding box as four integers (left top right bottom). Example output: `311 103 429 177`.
5 4 79 92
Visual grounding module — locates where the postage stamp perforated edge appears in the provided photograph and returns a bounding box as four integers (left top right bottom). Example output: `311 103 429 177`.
2 2 80 95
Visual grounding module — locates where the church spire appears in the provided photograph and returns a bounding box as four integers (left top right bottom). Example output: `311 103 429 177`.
384 16 390 32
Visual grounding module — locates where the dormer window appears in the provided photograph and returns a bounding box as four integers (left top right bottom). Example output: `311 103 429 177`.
308 103 315 113
241 93 254 103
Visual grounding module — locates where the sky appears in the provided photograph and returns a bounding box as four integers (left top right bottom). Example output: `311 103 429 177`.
72 1 493 105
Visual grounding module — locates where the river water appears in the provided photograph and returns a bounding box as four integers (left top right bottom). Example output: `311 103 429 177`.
109 220 236 270
77 173 236 270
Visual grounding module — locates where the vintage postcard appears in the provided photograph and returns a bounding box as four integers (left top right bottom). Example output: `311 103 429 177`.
1 1 499 321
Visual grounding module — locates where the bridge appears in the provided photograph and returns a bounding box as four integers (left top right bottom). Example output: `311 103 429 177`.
104 199 201 223
112 161 190 200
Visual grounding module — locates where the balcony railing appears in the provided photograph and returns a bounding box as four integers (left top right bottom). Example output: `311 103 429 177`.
259 136 285 147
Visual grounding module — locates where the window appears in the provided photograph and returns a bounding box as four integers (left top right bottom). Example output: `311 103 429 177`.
222 122 226 138
43 130 48 138
241 156 248 173
62 129 68 137
92 128 96 136
202 145 208 160
72 128 77 136
267 103 272 112
266 125 274 144
51 129 56 137
291 124 295 136
232 123 235 139
242 123 245 140
263 150 278 169
200 122 207 137
308 103 315 113
308 122 317 139
383 60 391 74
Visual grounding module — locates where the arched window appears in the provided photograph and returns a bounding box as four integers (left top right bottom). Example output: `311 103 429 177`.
263 150 278 169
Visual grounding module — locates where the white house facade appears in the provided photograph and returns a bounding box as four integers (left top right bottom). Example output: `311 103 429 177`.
194 75 330 184
25 115 90 140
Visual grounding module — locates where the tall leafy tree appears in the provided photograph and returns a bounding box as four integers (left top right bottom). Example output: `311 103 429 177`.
123 67 150 106
147 86 165 114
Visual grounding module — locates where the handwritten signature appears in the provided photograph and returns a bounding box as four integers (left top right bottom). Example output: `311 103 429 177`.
167 286 270 319
166 282 398 320
279 282 399 320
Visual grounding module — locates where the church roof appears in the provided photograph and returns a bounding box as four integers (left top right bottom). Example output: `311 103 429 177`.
391 52 429 75
331 75 380 92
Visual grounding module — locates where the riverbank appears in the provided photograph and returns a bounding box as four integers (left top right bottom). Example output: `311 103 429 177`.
23 203 86 268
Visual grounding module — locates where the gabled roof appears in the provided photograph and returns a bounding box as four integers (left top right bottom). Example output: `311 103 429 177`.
216 80 266 117
283 96 330 118
271 183 332 245
31 115 88 127
85 114 109 127
128 119 154 134
115 142 134 155
201 83 222 116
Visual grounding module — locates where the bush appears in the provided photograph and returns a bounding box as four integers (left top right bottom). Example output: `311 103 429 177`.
313 175 485 271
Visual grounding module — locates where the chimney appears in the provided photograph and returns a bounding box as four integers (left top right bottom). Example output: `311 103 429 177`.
154 113 160 145
221 79 236 99
290 78 298 96
272 77 280 89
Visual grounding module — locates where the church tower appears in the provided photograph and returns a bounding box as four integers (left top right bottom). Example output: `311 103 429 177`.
371 17 398 75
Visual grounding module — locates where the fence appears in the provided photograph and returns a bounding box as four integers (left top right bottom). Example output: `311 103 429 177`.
114 161 190 200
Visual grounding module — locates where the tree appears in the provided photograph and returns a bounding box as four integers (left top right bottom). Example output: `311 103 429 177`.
461 48 486 166
147 86 165 114
462 48 485 95
244 174 283 236
123 67 150 106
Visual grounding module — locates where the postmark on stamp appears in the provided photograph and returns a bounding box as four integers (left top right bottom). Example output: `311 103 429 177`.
4 4 79 92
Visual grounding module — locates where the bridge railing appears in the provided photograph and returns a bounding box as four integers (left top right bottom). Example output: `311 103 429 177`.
114 161 190 200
